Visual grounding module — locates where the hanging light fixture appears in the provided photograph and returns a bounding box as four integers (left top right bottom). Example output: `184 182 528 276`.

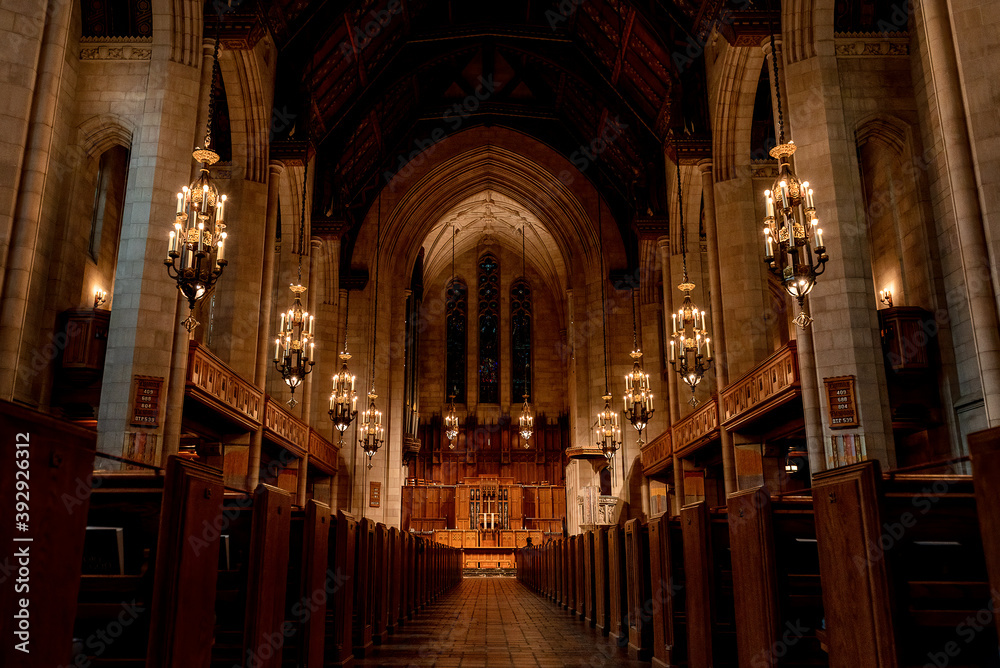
273 155 316 407
594 192 621 463
444 223 460 448
517 224 533 447
329 291 358 439
359 192 385 468
669 148 713 407
761 19 828 328
164 31 228 332
623 288 654 445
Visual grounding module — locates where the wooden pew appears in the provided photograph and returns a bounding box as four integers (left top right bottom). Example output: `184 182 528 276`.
727 490 824 667
72 469 165 667
648 515 686 668
372 523 390 644
880 470 997 666
607 524 629 646
624 518 652 660
568 534 578 615
352 517 375 657
556 537 565 608
584 531 595 626
576 533 585 619
147 458 225 666
325 509 356 667
681 501 738 667
281 499 330 668
387 526 401 633
970 426 1000 641
0 402 96 668
594 527 611 636
403 532 414 620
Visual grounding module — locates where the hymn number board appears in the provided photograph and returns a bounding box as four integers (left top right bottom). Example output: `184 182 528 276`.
130 375 164 428
824 375 859 429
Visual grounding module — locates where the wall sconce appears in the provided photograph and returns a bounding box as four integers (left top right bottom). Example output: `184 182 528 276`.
879 289 893 308
94 290 108 309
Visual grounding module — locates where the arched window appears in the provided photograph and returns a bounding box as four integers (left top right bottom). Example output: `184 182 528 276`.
511 279 532 402
477 253 500 403
446 278 467 402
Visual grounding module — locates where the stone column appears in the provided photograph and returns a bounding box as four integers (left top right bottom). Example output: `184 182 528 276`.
0 0 72 401
699 160 736 495
658 237 684 514
796 302 826 476
247 161 284 489
918 0 1000 426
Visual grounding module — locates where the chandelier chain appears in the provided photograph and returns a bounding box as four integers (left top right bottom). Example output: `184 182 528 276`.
371 192 381 390
631 287 638 350
205 27 220 150
767 1 785 144
297 155 308 284
342 289 350 353
675 135 689 282
522 224 529 394
598 191 609 393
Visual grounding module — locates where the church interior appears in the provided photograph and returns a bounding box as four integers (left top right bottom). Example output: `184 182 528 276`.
1 0 1000 666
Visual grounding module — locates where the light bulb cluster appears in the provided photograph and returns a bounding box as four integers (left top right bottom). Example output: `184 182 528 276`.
273 284 315 406
595 393 622 461
444 395 460 448
762 142 829 328
360 391 385 468
519 395 534 446
329 352 358 438
164 149 229 331
623 350 654 445
669 282 713 406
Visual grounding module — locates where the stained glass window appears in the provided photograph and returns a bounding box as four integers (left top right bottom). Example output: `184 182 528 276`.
511 279 532 401
446 278 467 402
478 253 500 403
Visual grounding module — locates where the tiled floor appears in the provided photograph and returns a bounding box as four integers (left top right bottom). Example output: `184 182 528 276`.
357 578 648 667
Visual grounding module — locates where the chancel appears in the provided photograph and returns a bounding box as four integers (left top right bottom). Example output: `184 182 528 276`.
3 0 1000 667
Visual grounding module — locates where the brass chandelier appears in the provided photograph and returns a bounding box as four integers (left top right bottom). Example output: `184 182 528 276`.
444 224 460 448
761 24 828 328
623 288 653 445
329 292 358 439
359 192 385 468
668 151 713 406
594 192 621 463
165 33 228 332
273 156 315 407
517 225 533 447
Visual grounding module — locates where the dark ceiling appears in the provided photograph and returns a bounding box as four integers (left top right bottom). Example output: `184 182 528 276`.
251 0 751 221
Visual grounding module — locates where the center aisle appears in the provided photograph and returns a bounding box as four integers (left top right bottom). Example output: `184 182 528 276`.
357 577 647 667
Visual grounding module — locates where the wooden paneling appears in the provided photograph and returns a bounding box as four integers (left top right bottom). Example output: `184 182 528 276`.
0 402 96 668
624 519 652 659
970 426 1000 641
264 397 309 457
328 510 356 667
147 458 224 667
681 501 713 668
727 488 779 667
308 430 340 474
186 341 262 429
640 429 673 475
244 484 292 668
298 500 330 667
720 340 799 429
812 461 898 667
672 398 720 457
583 531 595 626
648 516 682 668
608 526 628 643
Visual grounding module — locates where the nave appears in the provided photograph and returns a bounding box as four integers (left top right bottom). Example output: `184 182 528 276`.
359 578 644 668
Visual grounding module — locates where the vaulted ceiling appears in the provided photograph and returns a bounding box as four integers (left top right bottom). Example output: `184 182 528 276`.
247 0 743 225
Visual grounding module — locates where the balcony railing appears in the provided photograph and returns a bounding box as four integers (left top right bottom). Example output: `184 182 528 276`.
720 340 800 429
672 396 720 457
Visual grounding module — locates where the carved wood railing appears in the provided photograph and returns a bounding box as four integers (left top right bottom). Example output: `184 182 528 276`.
309 429 340 474
672 397 721 457
640 430 673 474
264 397 310 457
186 341 263 429
720 340 800 429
